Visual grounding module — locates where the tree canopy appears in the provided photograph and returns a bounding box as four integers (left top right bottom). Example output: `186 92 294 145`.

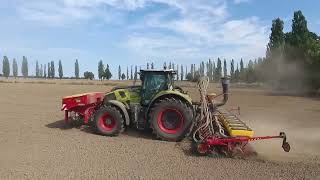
21 56 28 78
12 58 18 78
75 59 79 79
2 56 10 78
58 60 63 79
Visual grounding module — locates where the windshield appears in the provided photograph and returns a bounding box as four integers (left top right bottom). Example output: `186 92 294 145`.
143 73 167 90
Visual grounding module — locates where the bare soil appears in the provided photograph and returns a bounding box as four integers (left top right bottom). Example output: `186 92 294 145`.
0 79 319 179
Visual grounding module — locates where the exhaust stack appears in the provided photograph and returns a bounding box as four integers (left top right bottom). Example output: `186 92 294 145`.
215 77 230 107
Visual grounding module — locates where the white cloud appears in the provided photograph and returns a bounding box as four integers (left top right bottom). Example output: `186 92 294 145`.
17 0 228 25
18 1 93 26
233 0 251 4
63 0 148 10
124 1 268 61
14 0 268 62
217 17 268 44
126 33 200 57
125 30 267 63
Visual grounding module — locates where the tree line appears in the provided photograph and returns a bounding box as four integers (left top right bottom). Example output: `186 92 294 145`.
108 59 262 83
0 55 263 83
180 58 264 83
1 57 82 79
0 54 304 84
2 56 31 78
98 60 141 81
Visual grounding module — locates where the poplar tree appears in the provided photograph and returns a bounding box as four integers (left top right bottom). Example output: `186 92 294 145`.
44 64 47 78
216 58 222 80
126 66 129 80
176 64 179 80
58 60 63 79
230 59 235 81
201 61 205 76
289 10 310 59
48 63 51 78
40 64 43 77
234 63 240 82
35 60 39 77
121 73 126 80
2 56 10 78
134 65 137 80
185 65 188 79
212 61 216 81
51 61 55 78
118 65 121 80
246 60 255 83
266 18 285 59
180 65 184 81
104 64 112 80
75 59 79 79
98 60 104 80
22 56 28 78
240 58 244 81
12 58 18 78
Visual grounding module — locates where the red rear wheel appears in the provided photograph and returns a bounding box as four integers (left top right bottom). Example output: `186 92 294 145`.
150 98 193 141
157 108 184 134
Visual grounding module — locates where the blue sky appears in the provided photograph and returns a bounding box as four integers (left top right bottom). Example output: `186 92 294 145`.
0 0 319 77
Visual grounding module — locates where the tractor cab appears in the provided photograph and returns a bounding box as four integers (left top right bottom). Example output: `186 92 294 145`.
139 69 176 105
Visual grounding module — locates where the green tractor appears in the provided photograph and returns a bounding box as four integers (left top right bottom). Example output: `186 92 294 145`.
94 69 194 141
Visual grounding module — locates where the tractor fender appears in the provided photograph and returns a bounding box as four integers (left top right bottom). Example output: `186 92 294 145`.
147 90 193 115
105 100 130 126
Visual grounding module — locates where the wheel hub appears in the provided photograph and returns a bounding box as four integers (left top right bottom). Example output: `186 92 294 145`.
105 118 113 125
99 113 116 131
162 111 181 129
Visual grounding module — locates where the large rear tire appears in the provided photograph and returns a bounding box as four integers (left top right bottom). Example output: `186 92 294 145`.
94 106 124 136
149 98 193 141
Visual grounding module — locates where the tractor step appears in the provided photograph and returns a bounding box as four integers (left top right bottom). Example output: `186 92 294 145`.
218 111 254 138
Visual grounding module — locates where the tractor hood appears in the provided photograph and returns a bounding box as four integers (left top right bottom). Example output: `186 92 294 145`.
104 86 141 104
150 89 193 107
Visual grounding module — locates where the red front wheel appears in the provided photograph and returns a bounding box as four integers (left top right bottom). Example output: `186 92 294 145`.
99 113 116 131
94 106 124 136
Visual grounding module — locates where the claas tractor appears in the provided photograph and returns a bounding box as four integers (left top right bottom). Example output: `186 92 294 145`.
61 69 290 157
63 70 194 141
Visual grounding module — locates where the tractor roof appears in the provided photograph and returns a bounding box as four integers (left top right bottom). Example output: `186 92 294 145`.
140 69 176 74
